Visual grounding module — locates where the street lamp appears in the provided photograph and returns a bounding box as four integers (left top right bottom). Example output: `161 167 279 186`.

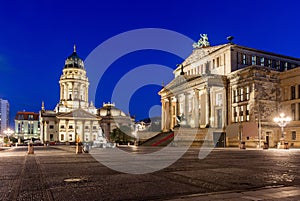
273 113 291 147
4 128 14 145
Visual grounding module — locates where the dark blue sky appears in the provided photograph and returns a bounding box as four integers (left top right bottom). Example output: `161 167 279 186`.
1 0 300 125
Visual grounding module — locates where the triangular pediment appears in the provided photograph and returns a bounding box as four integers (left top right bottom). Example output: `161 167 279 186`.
57 108 99 120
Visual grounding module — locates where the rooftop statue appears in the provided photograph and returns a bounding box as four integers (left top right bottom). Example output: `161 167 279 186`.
193 34 210 48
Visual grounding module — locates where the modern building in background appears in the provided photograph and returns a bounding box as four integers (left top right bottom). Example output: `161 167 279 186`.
0 98 9 134
14 111 40 140
159 35 300 148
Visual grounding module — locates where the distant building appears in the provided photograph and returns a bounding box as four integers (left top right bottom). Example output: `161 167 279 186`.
14 111 40 140
159 35 300 148
0 98 9 134
98 103 134 140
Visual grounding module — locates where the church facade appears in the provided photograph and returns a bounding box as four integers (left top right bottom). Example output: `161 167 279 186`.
40 46 101 143
159 36 300 148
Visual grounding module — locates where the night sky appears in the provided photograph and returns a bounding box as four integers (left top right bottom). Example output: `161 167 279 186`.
1 0 300 126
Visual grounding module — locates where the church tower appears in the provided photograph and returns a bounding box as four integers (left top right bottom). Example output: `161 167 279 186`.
56 45 94 113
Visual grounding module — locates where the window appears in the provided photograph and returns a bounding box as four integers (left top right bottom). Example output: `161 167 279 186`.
93 126 97 130
298 103 300 120
50 134 54 141
251 56 256 65
49 125 54 129
60 125 65 129
267 59 272 67
260 57 265 66
69 125 73 129
239 106 244 122
216 93 222 106
85 126 89 129
212 59 215 69
245 86 250 100
291 86 296 100
216 57 220 67
60 134 64 141
240 88 244 102
69 134 72 141
28 115 34 120
276 60 280 70
292 131 296 140
246 104 250 121
291 103 296 120
233 89 238 103
28 123 33 134
284 62 288 71
242 54 247 65
233 107 238 123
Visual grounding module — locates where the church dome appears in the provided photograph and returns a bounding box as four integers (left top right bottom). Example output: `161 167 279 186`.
98 103 127 117
64 45 84 69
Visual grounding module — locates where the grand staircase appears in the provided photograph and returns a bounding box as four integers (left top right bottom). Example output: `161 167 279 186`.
140 131 174 146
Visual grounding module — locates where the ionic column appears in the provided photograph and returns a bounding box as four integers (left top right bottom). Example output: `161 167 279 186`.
175 95 180 117
206 86 211 127
161 99 166 131
194 89 200 128
184 92 189 125
168 97 173 130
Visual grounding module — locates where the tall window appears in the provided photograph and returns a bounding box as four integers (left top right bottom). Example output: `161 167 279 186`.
216 93 222 106
267 59 272 67
233 89 238 103
251 56 256 65
291 86 296 100
292 131 296 140
245 86 250 100
60 134 64 141
216 57 220 67
240 88 244 102
260 57 265 66
233 107 238 122
246 104 250 121
276 60 280 70
242 54 247 65
239 106 244 122
291 103 296 120
298 103 300 120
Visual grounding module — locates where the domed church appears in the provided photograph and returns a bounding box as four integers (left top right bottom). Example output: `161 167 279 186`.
40 46 101 143
98 103 135 140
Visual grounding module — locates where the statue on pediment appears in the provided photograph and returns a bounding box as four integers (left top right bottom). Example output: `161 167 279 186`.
193 34 210 48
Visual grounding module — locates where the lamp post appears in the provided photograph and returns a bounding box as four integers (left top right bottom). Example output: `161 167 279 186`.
274 113 291 148
4 128 14 146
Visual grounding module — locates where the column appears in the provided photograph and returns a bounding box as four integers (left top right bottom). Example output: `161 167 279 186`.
223 87 227 128
168 97 173 130
194 89 200 128
175 95 180 117
90 121 93 141
161 99 166 131
206 86 211 127
184 92 189 125
82 120 85 142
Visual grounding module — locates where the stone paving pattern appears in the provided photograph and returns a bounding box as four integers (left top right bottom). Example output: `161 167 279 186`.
0 146 300 200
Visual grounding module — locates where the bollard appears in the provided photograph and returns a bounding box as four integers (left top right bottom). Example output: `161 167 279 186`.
284 142 289 149
76 142 82 154
28 143 34 154
239 141 246 149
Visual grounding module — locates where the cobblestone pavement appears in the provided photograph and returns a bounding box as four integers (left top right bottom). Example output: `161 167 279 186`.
0 146 300 200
